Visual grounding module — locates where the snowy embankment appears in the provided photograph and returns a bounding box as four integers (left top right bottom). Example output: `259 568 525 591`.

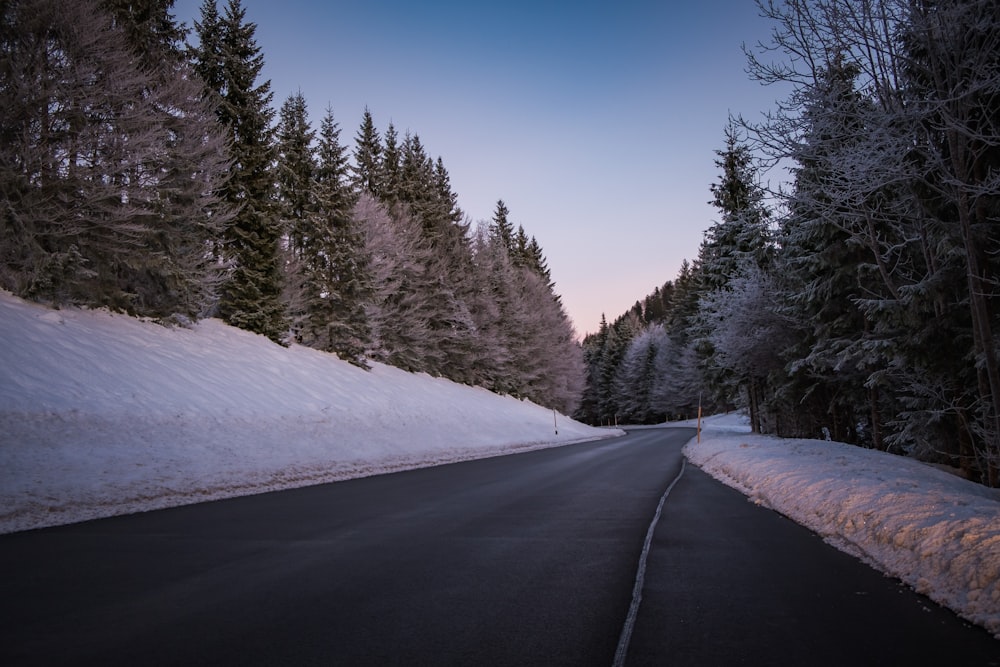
684 414 1000 639
0 291 617 534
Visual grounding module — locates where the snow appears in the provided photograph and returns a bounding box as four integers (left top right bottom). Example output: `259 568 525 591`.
684 413 1000 639
3 292 998 640
0 291 618 534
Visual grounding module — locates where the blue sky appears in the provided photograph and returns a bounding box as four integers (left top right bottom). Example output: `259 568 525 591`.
171 0 785 336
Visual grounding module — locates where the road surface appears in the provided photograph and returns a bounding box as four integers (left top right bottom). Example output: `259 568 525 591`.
1 428 996 665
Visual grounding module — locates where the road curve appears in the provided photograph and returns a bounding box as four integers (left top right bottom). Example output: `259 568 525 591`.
0 429 688 666
2 427 996 666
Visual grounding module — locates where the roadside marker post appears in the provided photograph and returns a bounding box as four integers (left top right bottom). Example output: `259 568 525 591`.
697 394 702 443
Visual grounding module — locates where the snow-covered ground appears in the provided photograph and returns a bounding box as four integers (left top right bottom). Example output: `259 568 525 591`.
684 413 1000 639
2 292 998 640
0 291 617 534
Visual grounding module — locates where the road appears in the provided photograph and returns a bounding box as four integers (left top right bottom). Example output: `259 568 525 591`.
1 428 997 666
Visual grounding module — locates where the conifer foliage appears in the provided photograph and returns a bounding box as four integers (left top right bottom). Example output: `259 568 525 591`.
0 0 230 318
2 0 590 417
193 0 286 343
584 0 1000 487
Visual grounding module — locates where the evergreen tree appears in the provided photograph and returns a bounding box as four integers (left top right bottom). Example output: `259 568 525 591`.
613 326 666 424
191 0 224 97
0 0 230 318
356 194 438 373
379 122 402 205
525 236 554 288
100 0 186 63
575 316 609 424
774 58 888 444
193 0 286 343
275 92 317 257
433 157 464 226
399 133 436 226
310 106 372 365
351 108 382 198
700 123 772 291
489 200 515 254
694 124 774 429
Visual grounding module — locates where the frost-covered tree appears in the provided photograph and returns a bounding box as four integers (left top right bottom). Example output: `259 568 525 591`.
356 194 437 372
613 325 668 424
741 0 1000 483
692 125 774 427
0 0 230 318
489 200 515 254
700 123 772 292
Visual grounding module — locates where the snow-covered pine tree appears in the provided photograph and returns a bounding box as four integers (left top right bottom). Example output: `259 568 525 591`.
489 200 515 255
745 0 1000 484
613 325 668 424
885 0 1000 482
693 124 774 430
100 0 186 63
193 0 286 343
771 57 891 444
0 0 229 318
355 194 437 373
467 223 520 392
700 123 772 291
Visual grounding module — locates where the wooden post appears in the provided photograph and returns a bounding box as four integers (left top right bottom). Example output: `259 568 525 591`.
697 394 702 443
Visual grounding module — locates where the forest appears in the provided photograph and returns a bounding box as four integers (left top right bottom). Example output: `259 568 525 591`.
575 0 1000 487
4 0 1000 487
0 0 584 414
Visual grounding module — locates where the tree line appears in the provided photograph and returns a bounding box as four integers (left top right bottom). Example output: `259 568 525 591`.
0 0 584 414
578 0 1000 487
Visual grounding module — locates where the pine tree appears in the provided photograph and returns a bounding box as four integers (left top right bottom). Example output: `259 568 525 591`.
0 0 230 318
274 91 317 343
275 92 317 257
193 0 286 343
774 58 886 443
356 194 437 373
379 122 402 205
351 108 382 198
100 0 186 63
575 316 609 424
700 123 772 291
311 106 372 366
489 200 515 254
399 133 436 227
694 124 774 429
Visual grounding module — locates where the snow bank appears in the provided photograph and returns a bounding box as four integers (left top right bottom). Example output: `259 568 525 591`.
0 291 617 534
684 415 1000 638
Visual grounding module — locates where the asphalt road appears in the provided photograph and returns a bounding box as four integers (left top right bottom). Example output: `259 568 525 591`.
1 428 997 666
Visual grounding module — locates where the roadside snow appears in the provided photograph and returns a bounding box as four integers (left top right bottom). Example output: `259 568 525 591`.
4 291 998 640
0 291 618 534
684 414 1000 639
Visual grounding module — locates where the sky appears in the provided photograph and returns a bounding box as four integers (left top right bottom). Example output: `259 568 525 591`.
170 0 787 336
